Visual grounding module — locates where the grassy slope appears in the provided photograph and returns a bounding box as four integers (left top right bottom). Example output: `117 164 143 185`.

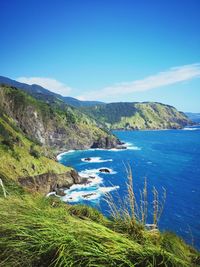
0 194 199 267
81 102 190 130
0 112 71 193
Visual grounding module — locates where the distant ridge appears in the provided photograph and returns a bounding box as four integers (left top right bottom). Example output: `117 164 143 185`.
0 75 192 130
81 102 192 130
0 76 104 107
185 112 200 123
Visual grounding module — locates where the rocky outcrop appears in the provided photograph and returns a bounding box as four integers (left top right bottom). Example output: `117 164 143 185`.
90 136 121 149
18 170 82 195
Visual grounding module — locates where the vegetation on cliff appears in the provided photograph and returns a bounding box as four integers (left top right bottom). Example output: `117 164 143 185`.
0 84 119 199
81 102 191 130
0 85 119 153
0 105 76 196
0 193 199 267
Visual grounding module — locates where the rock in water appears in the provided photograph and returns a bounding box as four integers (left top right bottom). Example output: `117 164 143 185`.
84 157 92 161
99 168 110 173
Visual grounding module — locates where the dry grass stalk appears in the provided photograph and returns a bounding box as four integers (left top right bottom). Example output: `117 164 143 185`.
105 164 166 231
0 178 7 198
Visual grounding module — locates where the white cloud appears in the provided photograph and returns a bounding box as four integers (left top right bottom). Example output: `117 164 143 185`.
17 77 72 96
78 63 200 100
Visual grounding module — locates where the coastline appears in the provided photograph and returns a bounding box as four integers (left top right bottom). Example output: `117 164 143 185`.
56 125 200 161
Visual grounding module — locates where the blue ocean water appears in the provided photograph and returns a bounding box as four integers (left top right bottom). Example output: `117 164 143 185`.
58 126 200 248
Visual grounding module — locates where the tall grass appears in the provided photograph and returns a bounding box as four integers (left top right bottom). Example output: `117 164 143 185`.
0 166 199 266
0 178 7 197
105 165 166 232
0 194 195 267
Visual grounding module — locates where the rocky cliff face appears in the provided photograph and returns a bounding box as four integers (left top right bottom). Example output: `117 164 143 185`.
18 169 82 195
0 85 119 152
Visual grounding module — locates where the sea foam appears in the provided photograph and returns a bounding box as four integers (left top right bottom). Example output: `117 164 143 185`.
61 185 119 202
124 142 141 150
183 127 199 131
81 157 113 163
56 150 75 160
80 168 117 175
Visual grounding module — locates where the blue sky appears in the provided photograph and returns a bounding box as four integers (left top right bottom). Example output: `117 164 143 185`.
0 0 200 112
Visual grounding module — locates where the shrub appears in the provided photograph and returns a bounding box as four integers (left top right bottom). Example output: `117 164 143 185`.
30 144 40 158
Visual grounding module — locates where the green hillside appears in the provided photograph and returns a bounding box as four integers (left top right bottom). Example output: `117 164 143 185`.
0 85 119 153
0 106 73 194
81 102 191 130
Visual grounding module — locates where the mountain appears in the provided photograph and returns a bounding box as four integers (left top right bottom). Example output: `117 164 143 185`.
0 83 119 198
81 102 192 130
185 112 200 124
0 76 104 107
0 76 191 131
0 84 119 152
62 96 104 107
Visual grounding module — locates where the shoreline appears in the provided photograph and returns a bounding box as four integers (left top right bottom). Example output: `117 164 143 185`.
56 125 200 160
112 125 197 132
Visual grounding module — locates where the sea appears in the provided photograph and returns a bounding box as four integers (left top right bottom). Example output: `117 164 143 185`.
58 126 200 249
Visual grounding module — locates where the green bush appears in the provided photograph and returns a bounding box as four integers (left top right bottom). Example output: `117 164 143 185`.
30 144 40 158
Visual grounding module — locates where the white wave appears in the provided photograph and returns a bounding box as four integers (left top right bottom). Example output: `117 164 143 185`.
99 186 120 193
61 190 100 202
109 148 126 151
56 150 75 160
89 148 106 151
127 146 141 150
79 169 100 177
46 192 57 197
123 142 141 150
61 185 120 203
81 157 113 163
183 127 199 131
69 175 103 190
80 168 117 175
89 148 127 152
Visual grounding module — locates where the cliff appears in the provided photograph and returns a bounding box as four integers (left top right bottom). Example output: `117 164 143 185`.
0 84 120 196
18 169 82 195
81 102 192 130
0 104 84 195
0 85 119 153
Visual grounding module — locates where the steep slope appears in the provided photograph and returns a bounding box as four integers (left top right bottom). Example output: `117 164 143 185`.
0 107 85 196
81 102 192 130
0 76 104 107
0 85 119 152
